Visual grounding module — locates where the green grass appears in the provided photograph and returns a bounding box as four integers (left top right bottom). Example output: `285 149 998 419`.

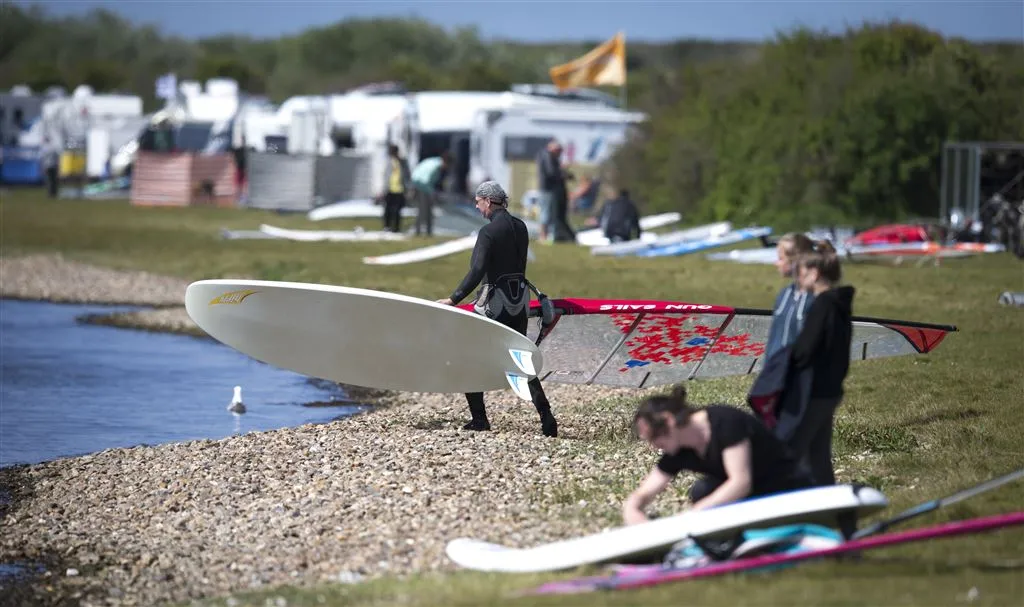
2 191 1023 606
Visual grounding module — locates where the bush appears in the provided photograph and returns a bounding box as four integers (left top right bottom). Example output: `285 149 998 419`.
614 21 1024 229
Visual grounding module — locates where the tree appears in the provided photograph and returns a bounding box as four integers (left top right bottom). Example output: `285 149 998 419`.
611 22 1024 228
195 54 266 94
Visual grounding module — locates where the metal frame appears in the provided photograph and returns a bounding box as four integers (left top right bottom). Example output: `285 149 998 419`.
940 141 1024 222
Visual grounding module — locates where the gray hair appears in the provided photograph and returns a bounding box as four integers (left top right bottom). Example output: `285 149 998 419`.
474 180 508 206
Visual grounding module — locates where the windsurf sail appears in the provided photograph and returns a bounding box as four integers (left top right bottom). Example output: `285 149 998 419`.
458 298 957 387
528 511 1024 595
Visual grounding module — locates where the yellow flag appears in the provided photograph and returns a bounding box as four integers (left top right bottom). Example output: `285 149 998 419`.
549 32 626 90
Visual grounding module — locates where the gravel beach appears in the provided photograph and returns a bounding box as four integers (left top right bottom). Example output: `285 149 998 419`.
0 253 675 607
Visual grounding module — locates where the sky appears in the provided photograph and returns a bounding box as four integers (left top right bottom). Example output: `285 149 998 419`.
18 1 1024 43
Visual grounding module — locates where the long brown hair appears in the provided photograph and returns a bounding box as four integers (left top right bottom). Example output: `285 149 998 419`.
797 239 842 283
632 384 693 439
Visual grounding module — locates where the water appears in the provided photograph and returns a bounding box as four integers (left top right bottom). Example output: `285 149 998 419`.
0 299 364 468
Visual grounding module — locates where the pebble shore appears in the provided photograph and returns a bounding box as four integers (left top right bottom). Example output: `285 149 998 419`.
0 253 675 607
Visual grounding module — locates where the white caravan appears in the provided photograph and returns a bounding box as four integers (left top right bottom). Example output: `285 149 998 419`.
468 104 646 202
329 92 409 197
391 91 606 196
37 85 145 179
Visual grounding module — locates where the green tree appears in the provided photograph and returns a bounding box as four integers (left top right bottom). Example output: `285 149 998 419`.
613 21 1024 228
195 54 265 94
78 60 128 91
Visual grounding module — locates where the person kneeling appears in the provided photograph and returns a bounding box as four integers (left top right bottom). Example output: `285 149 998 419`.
623 385 814 525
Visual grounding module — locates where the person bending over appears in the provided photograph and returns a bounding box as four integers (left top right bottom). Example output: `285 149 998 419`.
596 188 642 243
435 180 558 437
623 385 813 525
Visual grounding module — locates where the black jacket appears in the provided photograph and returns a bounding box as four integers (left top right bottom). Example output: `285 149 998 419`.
449 207 529 305
599 195 642 241
790 286 855 399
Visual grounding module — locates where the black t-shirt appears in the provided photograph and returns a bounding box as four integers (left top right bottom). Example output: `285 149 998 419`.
657 405 808 496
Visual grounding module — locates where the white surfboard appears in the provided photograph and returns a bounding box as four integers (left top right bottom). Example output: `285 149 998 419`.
219 228 283 241
307 199 424 221
591 221 734 256
184 280 542 399
362 234 479 266
575 212 683 247
705 246 778 265
258 224 408 242
445 484 887 573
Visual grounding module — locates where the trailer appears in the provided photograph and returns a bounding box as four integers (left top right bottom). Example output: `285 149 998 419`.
468 105 647 206
391 91 607 196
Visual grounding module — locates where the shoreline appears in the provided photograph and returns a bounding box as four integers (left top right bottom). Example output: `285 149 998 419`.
0 253 661 607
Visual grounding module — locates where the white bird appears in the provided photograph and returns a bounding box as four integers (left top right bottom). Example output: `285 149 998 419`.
227 385 246 414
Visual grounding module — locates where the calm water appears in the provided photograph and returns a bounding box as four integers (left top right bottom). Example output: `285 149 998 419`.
0 299 364 468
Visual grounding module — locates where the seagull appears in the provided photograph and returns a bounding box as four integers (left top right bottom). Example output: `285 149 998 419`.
227 385 246 414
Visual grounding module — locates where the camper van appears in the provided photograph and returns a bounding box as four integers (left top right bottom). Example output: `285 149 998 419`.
391 91 606 196
468 105 647 205
328 92 409 197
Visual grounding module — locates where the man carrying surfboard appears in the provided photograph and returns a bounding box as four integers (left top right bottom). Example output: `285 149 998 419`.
436 181 559 437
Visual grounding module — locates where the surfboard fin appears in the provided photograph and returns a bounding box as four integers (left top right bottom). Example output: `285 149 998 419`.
508 349 537 376
506 373 532 401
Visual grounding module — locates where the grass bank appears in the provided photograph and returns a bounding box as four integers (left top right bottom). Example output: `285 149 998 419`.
2 192 1022 606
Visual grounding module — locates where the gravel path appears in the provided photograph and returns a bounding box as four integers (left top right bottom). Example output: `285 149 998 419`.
0 254 677 607
0 253 191 307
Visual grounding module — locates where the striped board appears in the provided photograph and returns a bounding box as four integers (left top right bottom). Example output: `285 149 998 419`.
635 227 773 258
706 241 1006 265
591 222 734 257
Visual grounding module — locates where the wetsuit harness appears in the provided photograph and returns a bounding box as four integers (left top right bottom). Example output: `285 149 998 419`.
449 207 555 342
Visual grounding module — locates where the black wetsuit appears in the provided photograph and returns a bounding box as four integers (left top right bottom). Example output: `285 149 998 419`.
449 206 557 436
599 195 642 242
450 207 531 332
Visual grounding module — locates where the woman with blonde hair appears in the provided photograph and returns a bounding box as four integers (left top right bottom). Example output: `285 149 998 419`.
623 385 814 525
765 233 817 358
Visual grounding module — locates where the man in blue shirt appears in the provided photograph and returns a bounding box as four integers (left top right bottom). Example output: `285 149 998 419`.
410 152 449 236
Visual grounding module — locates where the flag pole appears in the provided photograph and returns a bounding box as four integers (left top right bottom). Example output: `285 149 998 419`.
620 31 627 108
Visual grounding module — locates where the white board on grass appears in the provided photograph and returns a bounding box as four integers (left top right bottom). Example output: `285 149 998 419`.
445 484 887 573
575 212 683 247
307 199 423 221
362 234 479 266
258 224 408 242
184 280 542 398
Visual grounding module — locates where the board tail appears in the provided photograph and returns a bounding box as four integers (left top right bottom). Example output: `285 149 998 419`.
508 349 538 376
528 512 1024 595
505 373 532 401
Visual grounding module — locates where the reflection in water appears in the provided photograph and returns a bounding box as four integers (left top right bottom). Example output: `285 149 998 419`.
0 299 366 467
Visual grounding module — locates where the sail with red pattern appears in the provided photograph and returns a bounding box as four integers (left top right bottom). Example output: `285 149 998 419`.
460 298 957 388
